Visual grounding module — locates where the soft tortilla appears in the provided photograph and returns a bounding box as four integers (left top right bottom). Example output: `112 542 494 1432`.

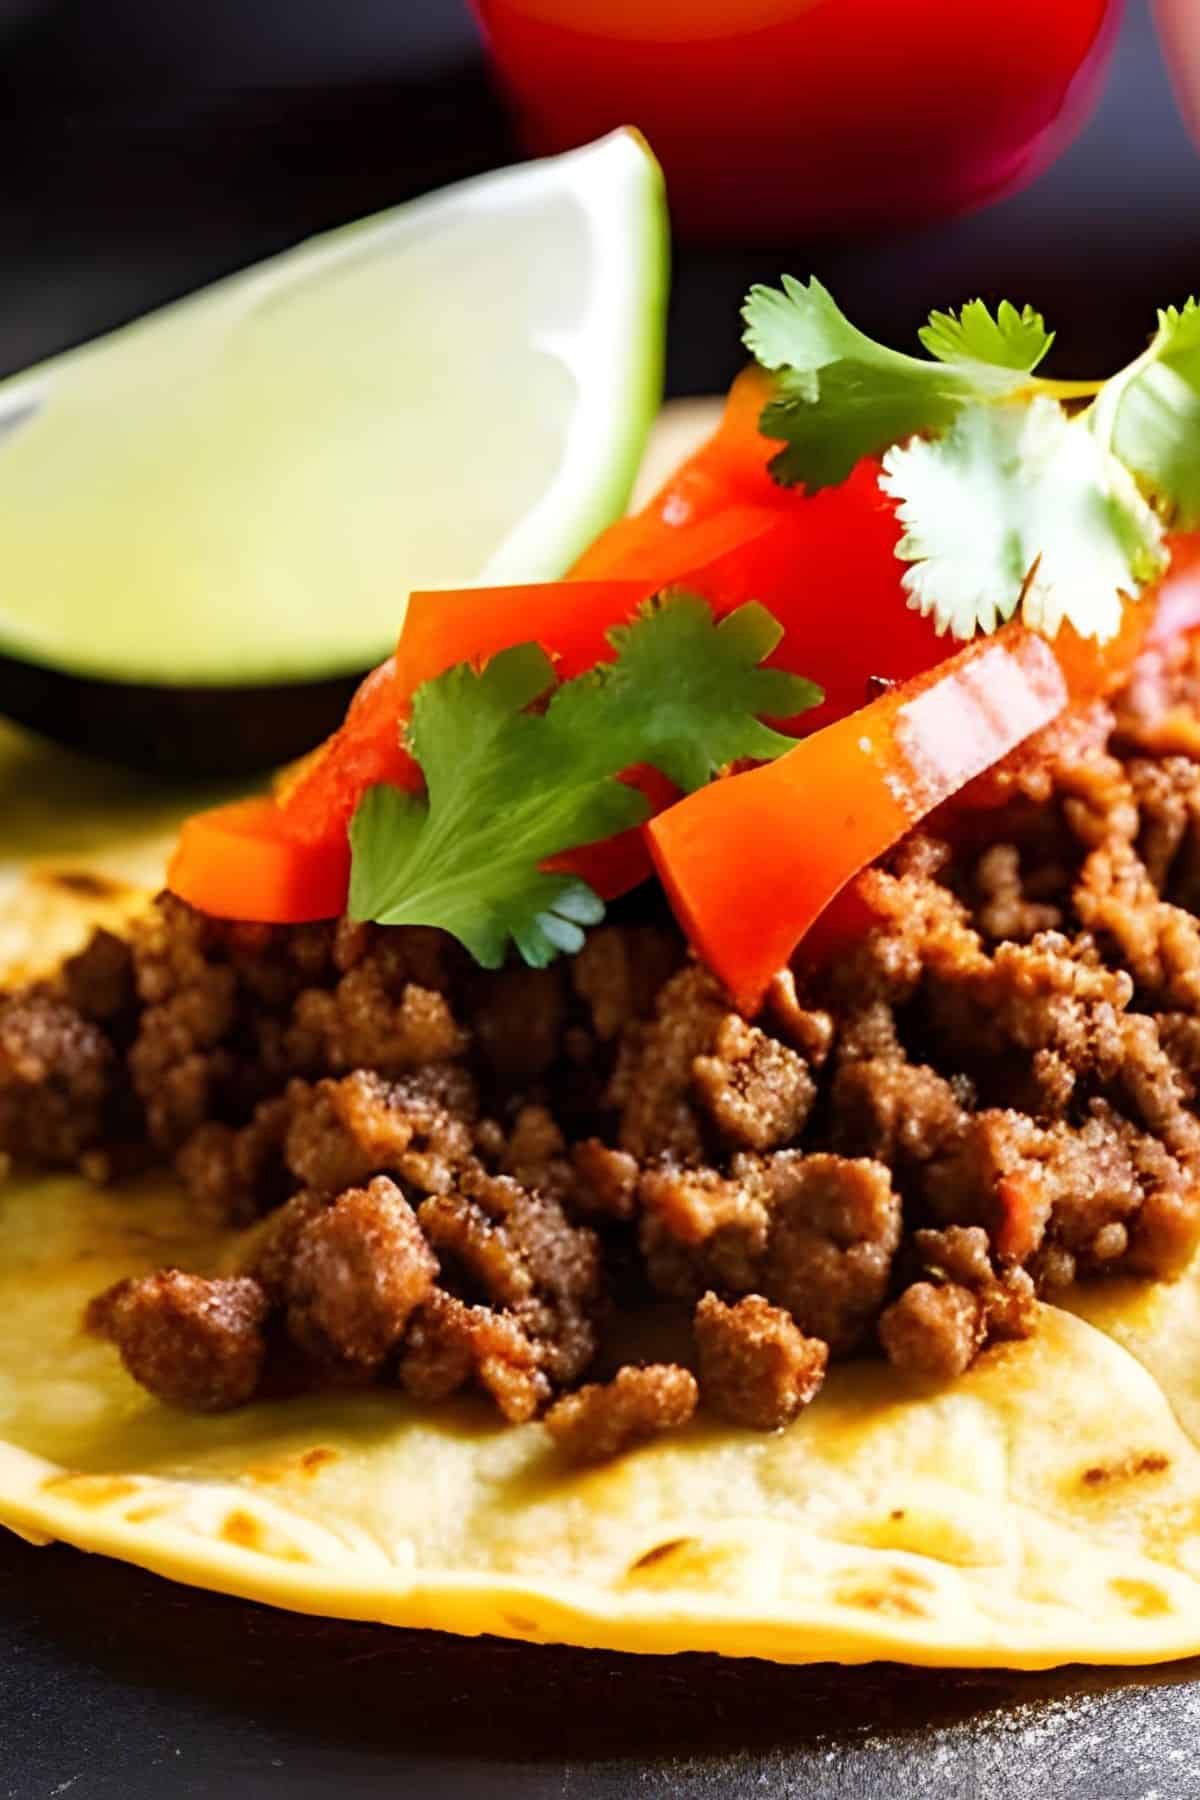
6 412 1200 1666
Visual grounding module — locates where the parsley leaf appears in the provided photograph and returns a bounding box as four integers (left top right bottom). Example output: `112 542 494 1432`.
880 398 1166 642
742 279 1052 491
348 594 821 968
1106 299 1200 530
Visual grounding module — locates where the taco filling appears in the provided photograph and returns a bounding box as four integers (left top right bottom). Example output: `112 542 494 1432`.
6 282 1200 1481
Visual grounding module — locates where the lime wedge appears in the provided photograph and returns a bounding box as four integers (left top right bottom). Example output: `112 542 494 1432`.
0 130 667 687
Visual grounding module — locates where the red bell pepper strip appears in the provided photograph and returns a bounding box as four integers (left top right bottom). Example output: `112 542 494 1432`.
568 366 778 578
646 627 1070 1014
276 658 421 846
167 798 352 924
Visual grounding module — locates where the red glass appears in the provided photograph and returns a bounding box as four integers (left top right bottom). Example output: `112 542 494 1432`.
472 0 1121 242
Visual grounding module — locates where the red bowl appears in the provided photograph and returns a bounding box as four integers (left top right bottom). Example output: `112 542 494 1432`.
473 0 1122 243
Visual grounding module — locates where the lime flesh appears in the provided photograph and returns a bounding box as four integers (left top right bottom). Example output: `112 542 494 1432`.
0 131 667 688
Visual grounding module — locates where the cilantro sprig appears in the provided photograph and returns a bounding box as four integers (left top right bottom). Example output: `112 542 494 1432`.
348 594 821 968
743 279 1200 643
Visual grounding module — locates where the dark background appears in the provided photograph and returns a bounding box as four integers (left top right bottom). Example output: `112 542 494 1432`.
3 2 1200 1796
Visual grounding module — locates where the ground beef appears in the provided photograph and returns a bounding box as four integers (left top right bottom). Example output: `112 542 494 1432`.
879 1225 1037 1380
469 965 567 1082
570 925 682 1042
543 1364 698 1464
568 1140 639 1220
609 963 735 1161
174 1098 291 1226
244 1189 328 1300
878 1281 985 1381
419 1167 603 1384
691 1014 816 1151
14 641 1200 1448
637 1163 769 1299
284 1177 438 1370
63 928 136 1026
283 1067 476 1197
398 1290 549 1422
693 1292 828 1429
831 1054 966 1171
88 1270 268 1412
756 1153 902 1354
287 966 465 1077
0 990 115 1165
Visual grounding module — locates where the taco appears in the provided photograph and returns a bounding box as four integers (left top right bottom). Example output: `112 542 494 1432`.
7 284 1200 1669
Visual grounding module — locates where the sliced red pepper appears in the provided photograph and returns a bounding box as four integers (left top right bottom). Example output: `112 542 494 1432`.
167 798 352 924
646 627 1070 1014
276 658 421 846
395 579 651 697
569 366 778 577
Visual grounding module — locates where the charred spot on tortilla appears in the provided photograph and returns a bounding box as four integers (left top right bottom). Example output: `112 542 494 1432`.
1081 1453 1172 1488
832 1579 930 1621
629 1537 693 1573
40 1472 138 1508
35 868 132 902
220 1508 309 1562
299 1446 339 1475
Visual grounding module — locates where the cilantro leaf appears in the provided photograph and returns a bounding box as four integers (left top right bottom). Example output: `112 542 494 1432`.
880 397 1166 642
348 595 822 967
742 279 1051 491
548 594 818 791
918 300 1054 379
761 363 964 493
1106 299 1200 529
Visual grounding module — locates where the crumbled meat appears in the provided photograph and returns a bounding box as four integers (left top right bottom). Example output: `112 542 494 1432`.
420 1170 603 1383
569 1139 639 1220
0 990 115 1164
15 642 1200 1439
88 1270 268 1411
878 1282 984 1381
501 1103 570 1195
284 1177 438 1369
971 844 1062 943
63 928 136 1025
762 971 834 1066
757 1153 902 1354
543 1364 697 1464
691 1013 815 1151
911 1225 1038 1340
693 1292 828 1429
174 1097 290 1226
244 1189 328 1300
831 1055 965 1170
288 966 465 1076
637 1163 769 1298
283 1067 475 1196
397 1290 549 1422
609 964 728 1160
570 925 682 1041
469 964 567 1082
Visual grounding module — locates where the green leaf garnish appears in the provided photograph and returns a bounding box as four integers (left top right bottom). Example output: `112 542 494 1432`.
881 398 1166 642
348 593 821 968
1105 300 1200 530
744 275 1200 642
918 299 1054 379
743 279 1054 492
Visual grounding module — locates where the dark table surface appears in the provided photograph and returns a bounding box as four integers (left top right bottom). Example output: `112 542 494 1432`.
4 2 1200 1796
